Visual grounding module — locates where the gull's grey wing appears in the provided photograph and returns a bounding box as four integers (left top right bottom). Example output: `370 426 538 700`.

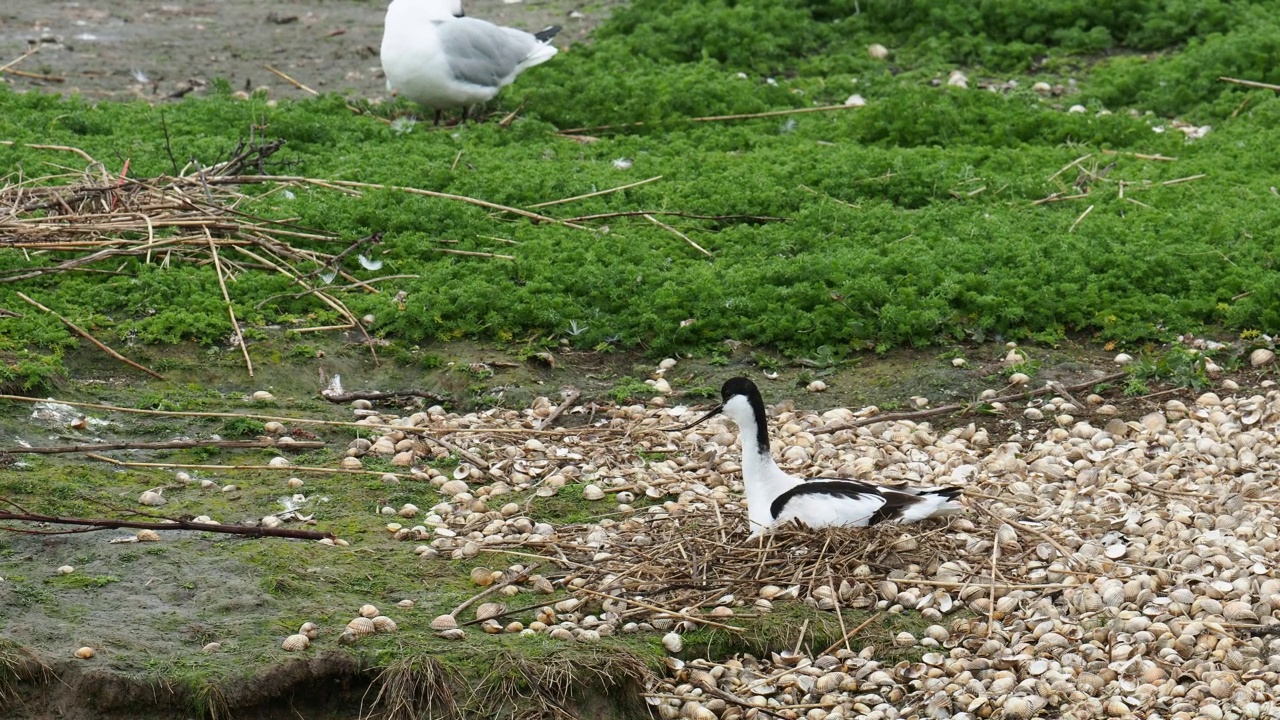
436 18 540 88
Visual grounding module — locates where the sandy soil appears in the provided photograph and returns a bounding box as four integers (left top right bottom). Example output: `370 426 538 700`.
0 0 617 102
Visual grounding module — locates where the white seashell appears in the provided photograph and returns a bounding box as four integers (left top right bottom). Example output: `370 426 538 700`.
437 628 466 640
807 380 827 393
299 622 319 639
582 484 605 501
268 456 291 468
1008 372 1030 385
1114 353 1133 365
430 614 457 630
139 489 165 506
360 604 379 618
868 43 889 59
372 616 398 633
56 565 75 575
202 642 221 653
74 647 95 659
1250 348 1274 367
662 632 683 653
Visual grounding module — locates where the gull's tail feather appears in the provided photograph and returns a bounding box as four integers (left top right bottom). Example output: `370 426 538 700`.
534 25 562 43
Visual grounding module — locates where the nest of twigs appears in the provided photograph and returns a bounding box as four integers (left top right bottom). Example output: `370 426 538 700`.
528 499 1009 632
0 136 386 368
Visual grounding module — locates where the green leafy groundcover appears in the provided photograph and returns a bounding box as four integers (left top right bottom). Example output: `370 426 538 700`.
1 0 1278 364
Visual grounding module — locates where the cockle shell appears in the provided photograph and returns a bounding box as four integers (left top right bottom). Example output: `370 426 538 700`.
430 615 457 630
346 617 375 636
359 604 379 618
139 489 165 506
281 634 310 651
662 632 683 653
372 616 398 633
74 647 95 659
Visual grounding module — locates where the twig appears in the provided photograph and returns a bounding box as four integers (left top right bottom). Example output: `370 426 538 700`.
528 176 662 209
536 388 580 430
1031 192 1089 206
573 586 744 631
1 439 323 455
0 140 98 166
434 248 515 260
0 45 39 74
644 214 713 258
86 453 419 479
263 64 318 96
14 292 166 380
290 323 355 333
0 394 610 436
1068 204 1095 233
423 435 489 470
1218 76 1280 93
205 229 253 376
1161 174 1206 186
1100 149 1177 162
226 175 588 230
320 389 448 404
450 563 541 618
692 679 789 720
811 372 1127 434
0 508 332 540
1046 381 1087 412
1047 154 1093 183
559 210 787 224
558 103 862 135
816 612 881 658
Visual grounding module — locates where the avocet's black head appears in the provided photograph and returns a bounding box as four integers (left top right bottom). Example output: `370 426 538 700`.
673 377 770 450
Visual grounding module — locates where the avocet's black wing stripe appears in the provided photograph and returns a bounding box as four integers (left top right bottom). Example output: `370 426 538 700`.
770 480 889 521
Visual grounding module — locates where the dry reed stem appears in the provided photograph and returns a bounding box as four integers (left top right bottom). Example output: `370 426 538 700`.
14 291 166 380
528 175 663 208
558 103 862 135
1218 76 1280 92
85 453 419 479
262 64 318 95
204 228 253 376
644 214 713 258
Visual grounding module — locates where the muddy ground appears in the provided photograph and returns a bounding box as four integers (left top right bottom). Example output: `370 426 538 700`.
0 0 620 102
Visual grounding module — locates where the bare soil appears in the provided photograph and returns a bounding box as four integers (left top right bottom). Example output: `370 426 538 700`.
0 0 619 102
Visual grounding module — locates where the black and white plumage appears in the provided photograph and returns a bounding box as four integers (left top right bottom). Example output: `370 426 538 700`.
381 0 560 121
679 377 963 538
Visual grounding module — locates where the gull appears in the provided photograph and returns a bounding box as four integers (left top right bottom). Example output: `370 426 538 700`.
381 0 561 124
678 377 963 538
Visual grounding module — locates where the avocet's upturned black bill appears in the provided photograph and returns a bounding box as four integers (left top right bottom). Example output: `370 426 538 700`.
676 377 963 537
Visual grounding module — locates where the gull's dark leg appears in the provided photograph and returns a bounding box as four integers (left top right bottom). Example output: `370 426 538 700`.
461 106 471 124
433 109 443 126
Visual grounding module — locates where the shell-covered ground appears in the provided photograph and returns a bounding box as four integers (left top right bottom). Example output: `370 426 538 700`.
1 348 1279 719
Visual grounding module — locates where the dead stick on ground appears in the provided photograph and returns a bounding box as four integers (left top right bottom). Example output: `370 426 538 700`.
809 371 1127 434
692 679 789 720
558 103 861 135
14 292 166 381
449 563 541 618
205 229 253 376
86 453 420 479
434 248 515 260
0 140 97 166
0 394 617 436
1 439 323 455
424 435 489 470
536 388 580 430
263 64 318 95
320 389 448 404
528 176 662 209
0 46 39 75
1218 76 1280 93
816 612 882 658
0 508 332 540
1068 204 1095 233
644 214 713 259
574 586 745 632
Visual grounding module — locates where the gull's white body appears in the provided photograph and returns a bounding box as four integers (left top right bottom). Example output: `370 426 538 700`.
381 0 559 111
709 381 962 538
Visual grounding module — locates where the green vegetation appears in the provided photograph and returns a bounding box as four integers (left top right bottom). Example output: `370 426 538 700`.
0 0 1277 390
